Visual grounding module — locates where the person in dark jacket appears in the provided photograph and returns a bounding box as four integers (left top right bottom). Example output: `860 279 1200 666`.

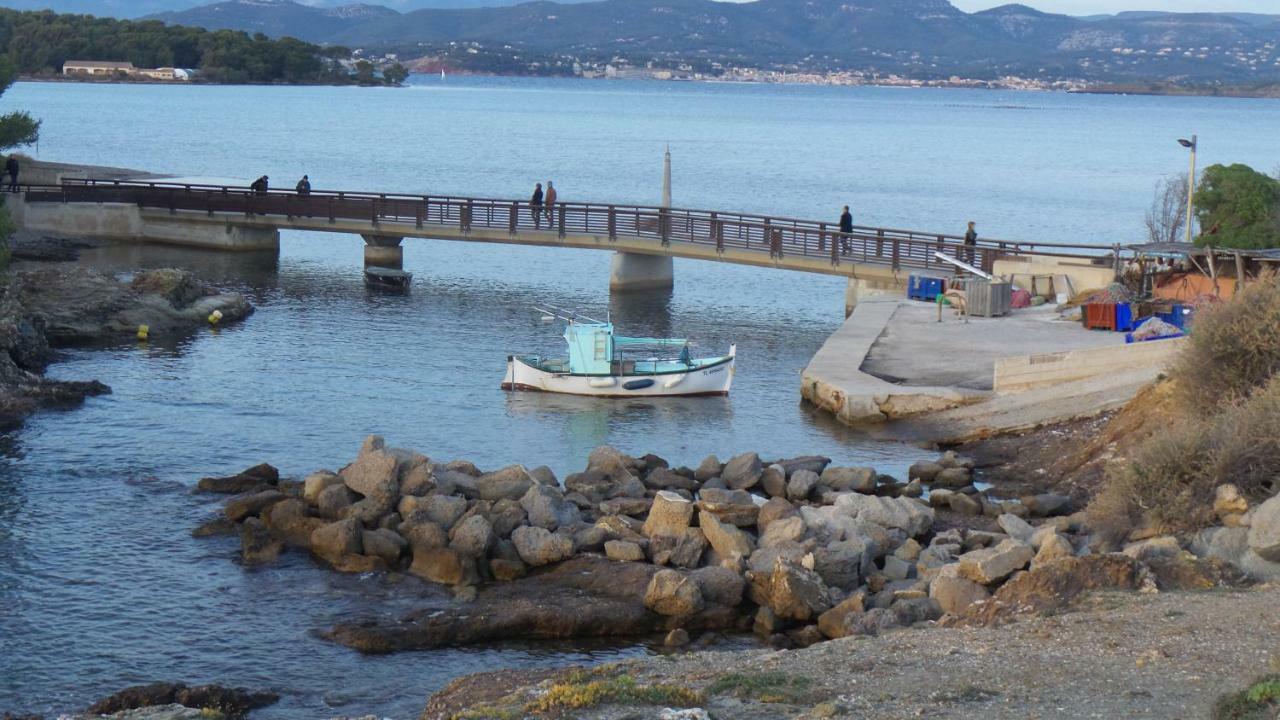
250 175 269 195
4 155 18 192
838 205 853 254
963 221 978 265
530 182 544 229
295 175 310 195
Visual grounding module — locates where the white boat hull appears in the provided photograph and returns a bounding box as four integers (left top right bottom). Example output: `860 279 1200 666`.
502 355 735 397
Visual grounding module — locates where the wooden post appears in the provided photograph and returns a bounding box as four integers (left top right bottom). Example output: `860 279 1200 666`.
1206 246 1219 297
1234 251 1246 289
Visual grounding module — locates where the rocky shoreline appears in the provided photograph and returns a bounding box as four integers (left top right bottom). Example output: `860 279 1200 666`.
0 243 254 428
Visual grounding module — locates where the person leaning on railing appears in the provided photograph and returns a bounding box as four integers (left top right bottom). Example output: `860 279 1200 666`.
964 221 978 265
4 155 17 193
295 175 310 195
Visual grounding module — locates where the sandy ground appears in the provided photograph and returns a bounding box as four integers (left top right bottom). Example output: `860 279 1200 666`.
426 583 1280 719
863 303 1125 391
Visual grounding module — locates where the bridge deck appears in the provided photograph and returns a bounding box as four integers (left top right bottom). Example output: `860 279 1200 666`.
23 180 1104 278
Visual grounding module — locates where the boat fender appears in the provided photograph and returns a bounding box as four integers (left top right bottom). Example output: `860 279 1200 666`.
623 378 655 390
663 374 686 389
589 377 617 388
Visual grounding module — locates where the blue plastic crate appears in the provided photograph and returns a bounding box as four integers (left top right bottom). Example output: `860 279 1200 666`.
908 275 946 301
1115 303 1135 332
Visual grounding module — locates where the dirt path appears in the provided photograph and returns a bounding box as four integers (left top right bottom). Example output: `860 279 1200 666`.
425 582 1280 719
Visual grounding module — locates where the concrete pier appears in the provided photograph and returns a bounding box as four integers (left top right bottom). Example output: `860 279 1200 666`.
11 196 280 251
609 252 674 292
362 234 404 269
845 276 906 317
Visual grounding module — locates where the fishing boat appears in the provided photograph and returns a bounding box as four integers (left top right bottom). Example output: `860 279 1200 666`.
502 308 736 397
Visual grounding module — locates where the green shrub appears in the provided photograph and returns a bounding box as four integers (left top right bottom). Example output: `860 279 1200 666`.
1213 675 1280 720
1173 279 1280 415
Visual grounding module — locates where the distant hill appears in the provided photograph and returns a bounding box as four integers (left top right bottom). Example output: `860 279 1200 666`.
0 0 594 18
0 0 1234 86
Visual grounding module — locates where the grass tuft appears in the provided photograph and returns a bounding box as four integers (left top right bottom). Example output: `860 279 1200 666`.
526 674 703 713
707 671 814 704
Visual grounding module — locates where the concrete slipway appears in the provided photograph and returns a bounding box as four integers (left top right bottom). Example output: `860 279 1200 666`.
801 298 1185 444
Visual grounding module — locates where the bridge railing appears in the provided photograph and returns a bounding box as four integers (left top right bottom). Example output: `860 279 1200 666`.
32 179 1109 274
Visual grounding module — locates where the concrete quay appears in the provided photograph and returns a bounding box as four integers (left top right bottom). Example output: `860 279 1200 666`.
802 299 1185 443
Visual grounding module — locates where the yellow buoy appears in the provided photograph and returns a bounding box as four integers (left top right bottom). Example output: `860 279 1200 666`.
208 309 224 325
136 324 150 340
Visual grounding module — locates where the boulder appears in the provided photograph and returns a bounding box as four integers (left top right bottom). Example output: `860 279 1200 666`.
644 569 704 617
412 494 468 531
816 591 866 639
697 488 760 528
449 515 495 559
340 448 400 499
262 498 324 547
690 565 745 606
1033 532 1075 568
927 488 955 509
1192 526 1280 581
957 539 1034 585
721 452 763 490
565 469 646 504
342 491 396 525
362 528 407 564
644 490 695 537
832 493 934 537
605 540 646 562
813 536 874 590
948 493 982 516
520 484 582 530
587 445 632 475
997 513 1036 544
399 457 436 496
820 466 876 493
477 465 536 502
908 461 943 483
1214 483 1249 517
310 518 363 562
403 520 448 552
787 470 819 501
644 467 698 492
969 554 1143 621
240 517 283 565
759 464 788 498
599 497 654 517
901 479 924 498
1021 493 1072 517
196 463 280 494
303 471 344 505
694 454 722 481
572 525 609 553
317 483 358 520
489 558 528 581
410 546 477 586
699 511 755 560
758 559 832 621
883 555 912 581
932 467 971 489
85 683 279 718
758 497 799 533
760 515 807 549
511 525 575 566
529 465 558 487
929 564 990 614
1248 494 1280 562
1122 535 1182 563
649 528 708 569
891 597 942 625
224 489 285 522
437 469 478 499
489 501 528 538
773 456 832 478
445 459 481 476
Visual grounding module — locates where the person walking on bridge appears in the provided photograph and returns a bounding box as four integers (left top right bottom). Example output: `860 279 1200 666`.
4 155 18 193
250 175 269 196
295 175 311 195
838 205 853 254
530 182 544 229
963 221 978 265
543 180 557 227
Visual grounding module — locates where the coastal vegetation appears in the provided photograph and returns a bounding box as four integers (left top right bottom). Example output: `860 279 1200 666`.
1088 278 1280 538
0 9 407 85
1194 164 1280 250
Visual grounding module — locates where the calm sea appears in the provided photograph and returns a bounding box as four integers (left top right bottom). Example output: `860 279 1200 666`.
0 77 1276 718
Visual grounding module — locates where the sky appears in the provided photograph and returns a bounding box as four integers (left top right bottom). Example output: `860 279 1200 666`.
950 0 1278 13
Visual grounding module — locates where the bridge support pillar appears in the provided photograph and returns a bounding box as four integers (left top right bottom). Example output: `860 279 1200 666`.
609 252 673 292
362 234 404 269
845 277 906 317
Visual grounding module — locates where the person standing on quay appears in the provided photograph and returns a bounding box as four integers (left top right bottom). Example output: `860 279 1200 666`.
4 155 18 192
964 221 978 265
544 180 557 227
838 205 853 254
295 175 311 195
530 182 544 229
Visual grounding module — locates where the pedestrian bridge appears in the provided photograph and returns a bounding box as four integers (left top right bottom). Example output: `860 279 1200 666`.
16 180 1100 302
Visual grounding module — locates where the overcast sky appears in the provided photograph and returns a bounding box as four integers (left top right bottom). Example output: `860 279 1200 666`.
950 0 1278 14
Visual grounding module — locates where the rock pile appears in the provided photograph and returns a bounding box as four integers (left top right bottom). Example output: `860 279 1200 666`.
197 439 1244 651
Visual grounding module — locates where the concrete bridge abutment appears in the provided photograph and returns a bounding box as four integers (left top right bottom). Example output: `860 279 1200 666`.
609 252 674 292
845 276 907 317
11 196 280 252
362 234 404 270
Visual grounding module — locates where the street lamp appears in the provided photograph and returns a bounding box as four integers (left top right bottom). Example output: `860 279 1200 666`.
1178 135 1197 245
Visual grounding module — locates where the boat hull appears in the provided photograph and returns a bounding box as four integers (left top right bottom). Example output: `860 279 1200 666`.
501 355 734 397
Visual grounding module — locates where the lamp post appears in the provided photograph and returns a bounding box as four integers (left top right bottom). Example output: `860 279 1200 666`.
1178 135 1197 244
